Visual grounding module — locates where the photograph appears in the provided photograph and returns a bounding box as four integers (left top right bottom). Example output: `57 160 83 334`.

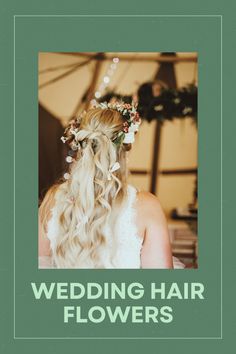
38 51 198 269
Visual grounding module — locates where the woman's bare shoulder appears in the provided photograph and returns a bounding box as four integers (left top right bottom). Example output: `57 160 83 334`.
136 190 162 211
135 190 167 227
136 191 173 268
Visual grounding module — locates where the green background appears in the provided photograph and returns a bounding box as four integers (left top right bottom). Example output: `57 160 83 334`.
1 0 235 353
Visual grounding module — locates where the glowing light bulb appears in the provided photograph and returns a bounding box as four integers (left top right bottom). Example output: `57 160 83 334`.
103 76 110 84
95 91 101 98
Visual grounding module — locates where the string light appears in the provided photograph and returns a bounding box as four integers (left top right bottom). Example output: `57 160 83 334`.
95 91 102 99
107 69 114 76
91 56 120 105
103 76 110 84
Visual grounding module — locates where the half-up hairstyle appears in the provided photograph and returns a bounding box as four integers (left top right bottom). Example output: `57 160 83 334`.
39 107 133 268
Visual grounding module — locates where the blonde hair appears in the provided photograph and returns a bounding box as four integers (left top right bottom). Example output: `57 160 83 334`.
39 107 131 268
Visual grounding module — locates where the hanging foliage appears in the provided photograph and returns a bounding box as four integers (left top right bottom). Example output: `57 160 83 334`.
98 83 197 124
138 83 197 123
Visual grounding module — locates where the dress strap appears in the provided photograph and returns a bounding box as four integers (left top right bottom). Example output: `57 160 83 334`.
126 184 138 207
122 185 143 243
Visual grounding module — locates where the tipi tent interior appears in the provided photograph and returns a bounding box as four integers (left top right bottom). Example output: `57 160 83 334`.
38 52 198 268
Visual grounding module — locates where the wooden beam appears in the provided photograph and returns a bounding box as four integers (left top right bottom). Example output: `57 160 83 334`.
130 169 149 175
160 168 197 175
39 58 92 89
58 52 198 63
129 168 198 176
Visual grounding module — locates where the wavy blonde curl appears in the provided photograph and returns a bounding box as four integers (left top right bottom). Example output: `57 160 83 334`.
39 107 131 268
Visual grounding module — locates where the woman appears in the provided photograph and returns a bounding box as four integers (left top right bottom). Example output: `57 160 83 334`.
39 102 182 269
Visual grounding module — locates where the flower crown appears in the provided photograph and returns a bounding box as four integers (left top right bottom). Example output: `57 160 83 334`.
60 101 141 180
96 101 141 145
61 101 141 150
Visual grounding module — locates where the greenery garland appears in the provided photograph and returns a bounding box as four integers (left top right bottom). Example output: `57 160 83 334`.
98 83 197 124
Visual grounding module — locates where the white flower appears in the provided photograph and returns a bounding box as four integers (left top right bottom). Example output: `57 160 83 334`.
110 162 120 173
107 162 120 180
66 156 73 163
128 123 140 133
61 136 68 143
70 128 78 136
123 132 135 144
100 102 108 109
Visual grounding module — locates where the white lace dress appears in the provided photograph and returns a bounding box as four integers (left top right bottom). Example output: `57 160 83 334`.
39 185 184 269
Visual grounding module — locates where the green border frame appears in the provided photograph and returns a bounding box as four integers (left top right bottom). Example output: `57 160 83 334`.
13 14 222 340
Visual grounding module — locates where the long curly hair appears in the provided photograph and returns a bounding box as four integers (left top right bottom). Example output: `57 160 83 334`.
39 107 131 268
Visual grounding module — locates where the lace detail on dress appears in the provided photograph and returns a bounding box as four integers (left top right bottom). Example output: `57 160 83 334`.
111 185 144 268
40 184 184 269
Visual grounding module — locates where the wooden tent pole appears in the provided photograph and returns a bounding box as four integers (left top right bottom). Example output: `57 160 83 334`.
39 58 93 90
69 58 103 118
150 120 163 193
150 53 177 194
